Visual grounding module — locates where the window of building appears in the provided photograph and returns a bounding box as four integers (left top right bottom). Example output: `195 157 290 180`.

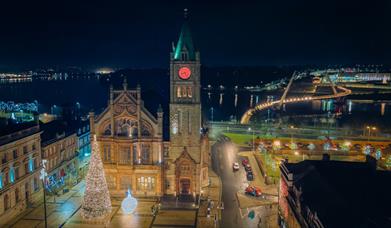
137 176 155 191
182 53 188 61
119 147 131 164
32 143 36 151
141 145 150 164
13 149 18 159
163 146 169 157
181 86 187 97
2 153 7 164
23 146 28 154
177 86 182 98
15 187 20 202
33 159 38 171
133 144 139 164
180 164 191 176
0 173 2 189
4 194 9 211
4 172 9 186
187 86 192 98
24 162 29 174
15 166 20 180
9 167 15 183
34 178 39 192
103 145 111 162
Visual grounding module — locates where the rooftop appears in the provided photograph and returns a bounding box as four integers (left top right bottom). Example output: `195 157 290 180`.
284 158 391 228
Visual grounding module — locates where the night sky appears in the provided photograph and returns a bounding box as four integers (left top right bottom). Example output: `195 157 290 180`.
0 0 390 70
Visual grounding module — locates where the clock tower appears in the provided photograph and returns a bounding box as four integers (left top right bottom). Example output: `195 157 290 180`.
167 10 207 197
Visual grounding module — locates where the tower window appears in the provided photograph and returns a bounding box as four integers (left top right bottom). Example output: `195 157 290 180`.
187 87 192 98
182 53 188 61
177 87 182 98
181 86 187 97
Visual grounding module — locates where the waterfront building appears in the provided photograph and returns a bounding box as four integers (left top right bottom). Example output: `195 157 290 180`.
40 120 79 191
279 155 391 228
0 121 42 226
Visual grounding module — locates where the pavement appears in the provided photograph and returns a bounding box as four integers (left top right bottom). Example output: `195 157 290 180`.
5 181 85 228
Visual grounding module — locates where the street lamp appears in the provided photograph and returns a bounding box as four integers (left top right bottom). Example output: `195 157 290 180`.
366 126 377 142
289 125 294 143
39 159 48 228
248 127 254 152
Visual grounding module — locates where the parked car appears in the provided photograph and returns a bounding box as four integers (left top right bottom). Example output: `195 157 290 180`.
245 186 262 197
242 159 249 166
246 171 254 181
245 164 252 172
232 162 240 171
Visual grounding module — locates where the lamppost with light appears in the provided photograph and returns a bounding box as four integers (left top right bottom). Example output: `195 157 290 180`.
366 126 377 142
248 127 255 152
289 125 294 143
39 159 48 228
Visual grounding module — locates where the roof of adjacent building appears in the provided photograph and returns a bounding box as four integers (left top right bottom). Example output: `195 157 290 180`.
284 159 391 228
40 119 76 145
0 120 38 137
0 120 40 145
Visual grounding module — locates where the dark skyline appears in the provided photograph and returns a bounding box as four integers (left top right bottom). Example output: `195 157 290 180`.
0 0 390 70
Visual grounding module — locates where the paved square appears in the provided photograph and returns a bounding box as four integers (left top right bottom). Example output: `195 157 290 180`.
152 210 197 227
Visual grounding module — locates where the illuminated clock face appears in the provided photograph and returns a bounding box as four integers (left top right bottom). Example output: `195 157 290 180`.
178 67 191 80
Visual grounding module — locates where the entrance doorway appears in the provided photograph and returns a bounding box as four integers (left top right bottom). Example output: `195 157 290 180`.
179 179 190 195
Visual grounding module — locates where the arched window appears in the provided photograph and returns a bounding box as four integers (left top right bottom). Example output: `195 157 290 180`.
177 87 182 98
181 86 187 97
187 87 192 98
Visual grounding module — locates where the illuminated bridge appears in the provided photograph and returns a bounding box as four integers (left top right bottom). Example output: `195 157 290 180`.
240 73 352 124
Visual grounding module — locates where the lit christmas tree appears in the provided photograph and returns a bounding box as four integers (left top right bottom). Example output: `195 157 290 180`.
81 135 112 220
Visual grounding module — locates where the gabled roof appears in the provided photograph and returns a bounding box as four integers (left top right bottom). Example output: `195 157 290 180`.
174 16 196 61
175 147 197 164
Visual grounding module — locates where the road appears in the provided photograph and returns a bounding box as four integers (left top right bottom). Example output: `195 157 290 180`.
212 139 260 228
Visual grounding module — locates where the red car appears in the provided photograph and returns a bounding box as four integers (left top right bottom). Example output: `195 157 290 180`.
245 186 262 197
245 164 252 172
242 159 249 166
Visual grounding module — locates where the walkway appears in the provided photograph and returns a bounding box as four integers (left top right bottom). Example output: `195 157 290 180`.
6 181 85 228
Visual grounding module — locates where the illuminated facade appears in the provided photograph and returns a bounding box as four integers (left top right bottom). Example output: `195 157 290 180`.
90 82 164 197
0 122 42 226
90 13 210 198
41 120 79 190
166 14 209 197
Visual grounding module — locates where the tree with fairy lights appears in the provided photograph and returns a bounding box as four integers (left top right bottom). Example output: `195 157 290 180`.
81 135 112 220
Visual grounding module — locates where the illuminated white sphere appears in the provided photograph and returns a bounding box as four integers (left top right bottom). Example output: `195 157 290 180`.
121 191 137 214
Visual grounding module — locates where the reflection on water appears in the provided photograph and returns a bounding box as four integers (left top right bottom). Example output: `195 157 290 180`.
381 103 385 116
203 89 391 125
0 81 390 126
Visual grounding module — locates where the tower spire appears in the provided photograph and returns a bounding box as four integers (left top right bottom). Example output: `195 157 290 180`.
173 9 195 61
122 75 127 91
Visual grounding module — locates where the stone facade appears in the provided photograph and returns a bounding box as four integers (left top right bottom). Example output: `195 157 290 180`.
90 15 209 198
0 123 42 226
90 83 164 197
165 17 209 197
